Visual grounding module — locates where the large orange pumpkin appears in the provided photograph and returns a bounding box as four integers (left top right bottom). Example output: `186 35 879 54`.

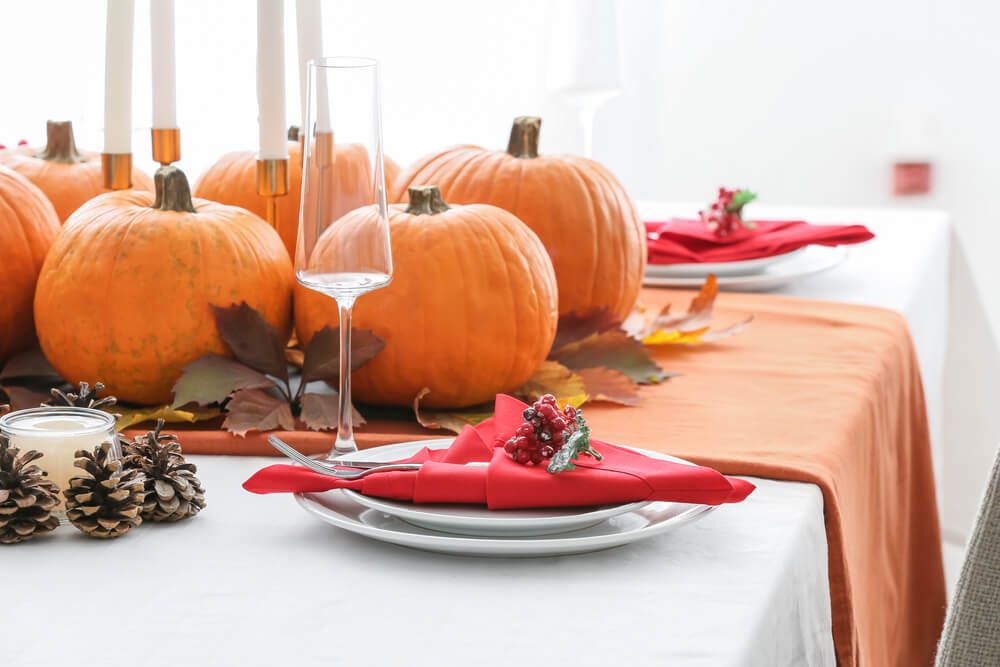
0 165 61 364
0 120 153 222
295 186 558 408
392 116 645 319
34 166 293 405
194 129 401 259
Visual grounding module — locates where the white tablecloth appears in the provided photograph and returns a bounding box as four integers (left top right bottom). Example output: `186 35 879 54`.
7 204 952 667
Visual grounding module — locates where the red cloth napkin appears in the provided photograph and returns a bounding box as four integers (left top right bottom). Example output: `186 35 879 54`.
243 395 755 508
646 218 874 264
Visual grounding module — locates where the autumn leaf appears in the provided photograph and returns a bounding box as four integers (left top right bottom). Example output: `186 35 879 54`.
0 347 62 383
639 275 753 346
553 308 622 351
517 361 588 406
648 274 718 333
211 302 289 381
412 388 494 434
222 388 296 437
551 331 669 385
301 326 385 383
576 368 640 406
2 385 50 411
116 404 221 431
285 347 305 368
171 354 275 408
300 392 366 431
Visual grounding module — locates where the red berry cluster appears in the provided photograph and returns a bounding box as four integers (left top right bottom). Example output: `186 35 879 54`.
502 394 578 465
699 187 748 237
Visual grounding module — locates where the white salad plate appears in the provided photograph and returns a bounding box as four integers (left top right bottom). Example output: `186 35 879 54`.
645 247 806 278
332 439 650 537
643 246 848 292
295 440 717 557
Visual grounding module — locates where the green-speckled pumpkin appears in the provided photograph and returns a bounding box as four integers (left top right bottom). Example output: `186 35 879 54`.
34 166 293 405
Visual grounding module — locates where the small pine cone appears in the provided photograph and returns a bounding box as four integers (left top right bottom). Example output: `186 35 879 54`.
0 436 61 544
63 443 144 539
47 381 118 411
123 419 205 522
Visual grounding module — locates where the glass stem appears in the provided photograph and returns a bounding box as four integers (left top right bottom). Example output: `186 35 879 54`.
332 296 357 457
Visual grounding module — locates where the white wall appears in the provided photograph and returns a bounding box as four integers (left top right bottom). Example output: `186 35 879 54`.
1 0 997 540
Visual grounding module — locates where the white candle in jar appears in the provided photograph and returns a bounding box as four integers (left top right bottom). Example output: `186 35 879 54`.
104 0 135 153
0 408 118 510
150 0 177 129
257 0 289 159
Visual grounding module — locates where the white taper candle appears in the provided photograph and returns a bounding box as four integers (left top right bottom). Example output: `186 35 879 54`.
257 0 289 159
296 0 330 132
103 0 135 154
150 0 177 129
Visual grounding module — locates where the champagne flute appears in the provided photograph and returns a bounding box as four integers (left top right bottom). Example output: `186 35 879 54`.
295 57 392 457
546 0 625 157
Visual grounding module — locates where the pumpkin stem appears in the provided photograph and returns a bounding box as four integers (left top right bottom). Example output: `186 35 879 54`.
151 166 197 213
405 186 451 215
506 116 541 159
287 125 300 141
35 120 85 164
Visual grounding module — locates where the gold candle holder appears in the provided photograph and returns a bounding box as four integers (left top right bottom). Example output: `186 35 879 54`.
101 153 133 190
256 158 290 229
151 128 181 166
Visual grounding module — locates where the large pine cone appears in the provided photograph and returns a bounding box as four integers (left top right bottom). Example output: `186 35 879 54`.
0 436 61 544
63 443 144 539
124 420 205 522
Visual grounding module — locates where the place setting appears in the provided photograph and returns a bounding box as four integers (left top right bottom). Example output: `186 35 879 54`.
246 394 754 556
643 187 875 291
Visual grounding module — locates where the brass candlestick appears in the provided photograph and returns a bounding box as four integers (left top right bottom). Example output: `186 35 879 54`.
256 158 290 229
151 128 181 166
101 153 133 190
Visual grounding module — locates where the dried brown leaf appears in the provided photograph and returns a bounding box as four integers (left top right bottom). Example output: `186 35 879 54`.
412 388 494 435
222 388 295 437
551 331 669 385
299 392 366 431
171 354 275 408
577 368 641 406
301 326 385 383
553 308 622 351
211 302 288 381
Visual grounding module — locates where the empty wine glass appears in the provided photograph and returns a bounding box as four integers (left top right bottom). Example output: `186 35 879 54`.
546 0 625 157
295 57 392 457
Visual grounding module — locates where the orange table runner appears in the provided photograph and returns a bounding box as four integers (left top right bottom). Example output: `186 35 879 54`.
161 289 946 666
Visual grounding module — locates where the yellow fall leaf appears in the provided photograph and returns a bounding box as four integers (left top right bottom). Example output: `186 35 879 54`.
642 326 710 346
115 405 221 431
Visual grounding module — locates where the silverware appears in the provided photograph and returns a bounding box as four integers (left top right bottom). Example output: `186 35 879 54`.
267 436 421 479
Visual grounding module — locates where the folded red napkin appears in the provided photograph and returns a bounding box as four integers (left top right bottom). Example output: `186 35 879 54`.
645 218 874 264
243 395 754 508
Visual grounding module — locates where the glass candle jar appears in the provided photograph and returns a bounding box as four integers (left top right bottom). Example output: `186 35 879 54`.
0 407 120 515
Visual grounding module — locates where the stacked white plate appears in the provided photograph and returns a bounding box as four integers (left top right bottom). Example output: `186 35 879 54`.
644 246 848 291
295 439 717 557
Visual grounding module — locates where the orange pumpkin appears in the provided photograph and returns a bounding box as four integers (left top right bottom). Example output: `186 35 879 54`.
392 116 645 319
295 186 558 408
0 121 153 222
34 166 293 405
0 165 61 364
194 128 401 259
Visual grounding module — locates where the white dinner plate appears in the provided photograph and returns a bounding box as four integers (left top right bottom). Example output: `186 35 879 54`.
296 441 718 557
643 246 848 292
332 439 650 537
645 247 806 278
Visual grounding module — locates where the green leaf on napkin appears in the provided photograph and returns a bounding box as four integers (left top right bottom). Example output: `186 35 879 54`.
547 411 602 474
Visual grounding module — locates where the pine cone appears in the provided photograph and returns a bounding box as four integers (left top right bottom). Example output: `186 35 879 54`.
0 435 61 544
63 443 144 539
47 381 117 411
123 420 205 522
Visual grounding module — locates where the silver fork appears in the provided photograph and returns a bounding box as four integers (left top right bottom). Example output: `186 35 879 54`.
267 435 422 479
